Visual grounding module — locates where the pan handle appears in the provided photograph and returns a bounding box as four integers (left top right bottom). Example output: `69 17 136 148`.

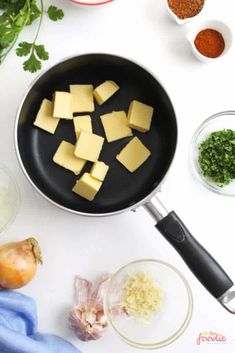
144 196 235 314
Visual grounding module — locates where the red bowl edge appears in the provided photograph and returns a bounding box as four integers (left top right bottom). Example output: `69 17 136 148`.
69 0 114 6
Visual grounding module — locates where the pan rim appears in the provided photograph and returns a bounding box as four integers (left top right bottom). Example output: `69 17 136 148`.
14 52 178 217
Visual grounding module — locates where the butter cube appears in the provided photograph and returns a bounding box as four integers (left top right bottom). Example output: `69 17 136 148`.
73 115 92 139
93 80 119 105
100 111 132 142
34 99 60 134
53 91 73 119
91 161 109 181
128 100 154 132
72 173 102 201
116 137 151 172
70 85 94 113
74 131 104 162
53 141 86 175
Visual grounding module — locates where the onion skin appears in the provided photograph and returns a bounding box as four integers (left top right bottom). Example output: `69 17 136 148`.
0 238 42 290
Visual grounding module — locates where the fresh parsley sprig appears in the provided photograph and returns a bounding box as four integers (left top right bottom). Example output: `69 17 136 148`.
0 0 64 73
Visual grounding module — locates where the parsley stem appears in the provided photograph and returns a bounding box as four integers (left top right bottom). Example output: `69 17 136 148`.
26 0 44 64
32 0 44 47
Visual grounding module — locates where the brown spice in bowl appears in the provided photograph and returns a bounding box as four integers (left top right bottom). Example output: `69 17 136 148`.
167 0 204 20
194 29 225 58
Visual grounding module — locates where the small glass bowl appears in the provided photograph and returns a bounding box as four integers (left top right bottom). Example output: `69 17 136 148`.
0 164 20 234
190 111 235 196
104 259 193 349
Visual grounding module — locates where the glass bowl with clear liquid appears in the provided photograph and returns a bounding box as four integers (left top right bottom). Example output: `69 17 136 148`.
0 164 20 234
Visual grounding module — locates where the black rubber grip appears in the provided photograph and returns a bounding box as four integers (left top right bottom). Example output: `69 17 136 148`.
156 211 233 298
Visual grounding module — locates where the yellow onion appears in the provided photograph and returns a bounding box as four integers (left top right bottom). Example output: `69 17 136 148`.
0 238 42 289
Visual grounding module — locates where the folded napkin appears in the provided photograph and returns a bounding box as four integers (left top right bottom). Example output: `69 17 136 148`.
0 290 81 353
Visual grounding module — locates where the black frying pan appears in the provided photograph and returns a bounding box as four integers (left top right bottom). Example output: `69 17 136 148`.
15 54 235 313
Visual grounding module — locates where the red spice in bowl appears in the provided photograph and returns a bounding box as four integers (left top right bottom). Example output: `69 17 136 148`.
167 0 204 20
194 29 225 58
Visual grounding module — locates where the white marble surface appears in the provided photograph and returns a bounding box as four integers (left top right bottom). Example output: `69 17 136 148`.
0 0 235 352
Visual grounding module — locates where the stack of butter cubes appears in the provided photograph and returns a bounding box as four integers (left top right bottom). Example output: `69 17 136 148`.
33 80 154 201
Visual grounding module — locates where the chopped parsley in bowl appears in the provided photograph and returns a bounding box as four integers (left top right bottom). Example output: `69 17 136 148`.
199 129 235 187
190 111 235 196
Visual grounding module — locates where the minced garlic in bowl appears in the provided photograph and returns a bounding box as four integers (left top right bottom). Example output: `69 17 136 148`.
121 271 163 321
104 259 193 349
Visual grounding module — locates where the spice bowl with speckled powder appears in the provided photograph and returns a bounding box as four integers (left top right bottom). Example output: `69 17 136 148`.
166 0 206 24
187 20 233 62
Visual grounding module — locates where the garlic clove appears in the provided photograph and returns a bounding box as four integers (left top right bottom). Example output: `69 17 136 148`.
96 311 107 327
83 311 97 325
69 275 110 341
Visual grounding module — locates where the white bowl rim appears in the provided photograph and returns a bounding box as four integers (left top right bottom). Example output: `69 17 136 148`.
68 0 113 5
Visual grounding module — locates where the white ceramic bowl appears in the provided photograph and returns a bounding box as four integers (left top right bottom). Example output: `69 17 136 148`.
68 0 113 6
187 20 233 62
104 259 193 349
165 0 206 24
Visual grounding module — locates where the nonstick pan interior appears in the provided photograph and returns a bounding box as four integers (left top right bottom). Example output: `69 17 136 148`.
16 54 177 214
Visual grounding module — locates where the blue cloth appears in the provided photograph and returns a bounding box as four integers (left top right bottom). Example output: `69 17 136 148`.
0 290 81 353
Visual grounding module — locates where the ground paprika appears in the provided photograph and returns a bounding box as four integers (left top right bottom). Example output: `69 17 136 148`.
194 29 225 58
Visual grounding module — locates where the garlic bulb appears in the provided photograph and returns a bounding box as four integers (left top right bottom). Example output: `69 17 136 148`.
68 275 109 341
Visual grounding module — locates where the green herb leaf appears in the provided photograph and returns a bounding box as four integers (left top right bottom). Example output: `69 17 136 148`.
16 41 32 57
23 51 41 73
0 29 17 47
47 5 64 21
34 44 49 60
17 42 49 72
0 0 26 13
